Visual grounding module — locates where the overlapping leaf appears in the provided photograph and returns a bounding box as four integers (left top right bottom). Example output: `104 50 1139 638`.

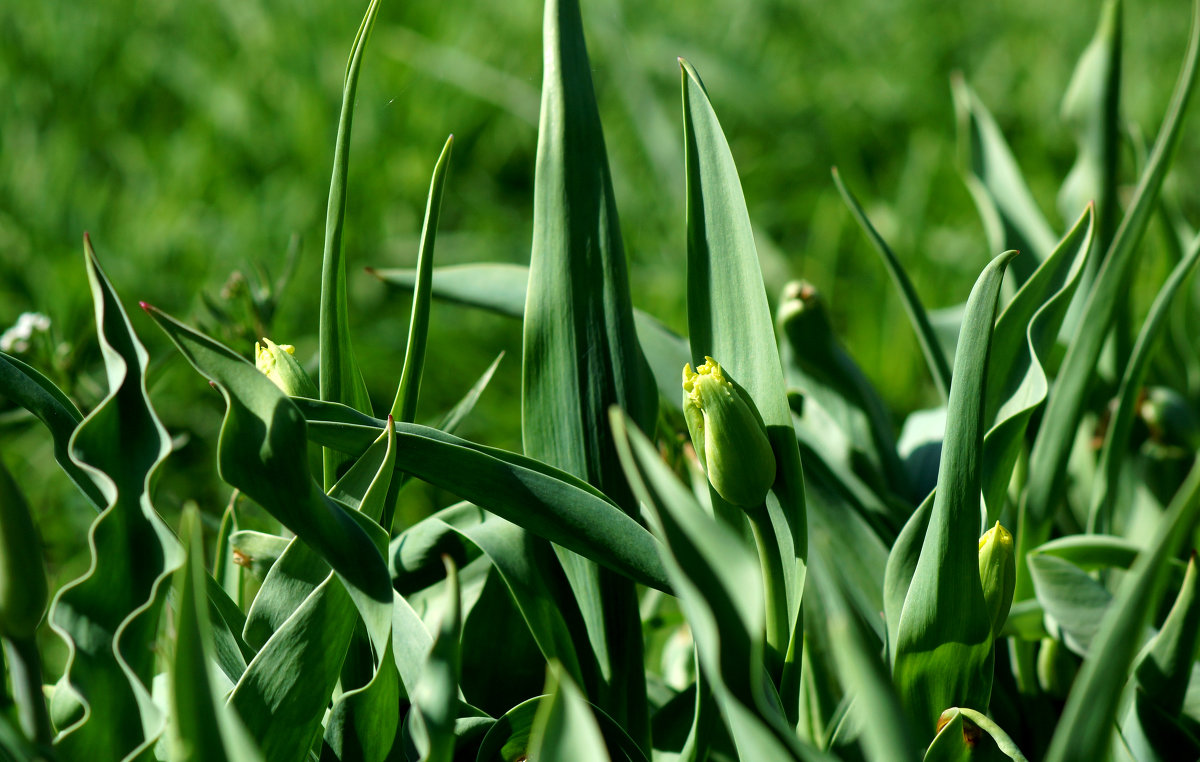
893 250 1016 734
49 238 182 761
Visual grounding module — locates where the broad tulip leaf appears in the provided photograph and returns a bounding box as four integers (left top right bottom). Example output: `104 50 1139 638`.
981 206 1094 522
526 666 613 762
1059 0 1122 258
523 0 658 742
293 397 671 592
145 305 392 607
893 250 1016 734
952 78 1058 271
681 59 807 711
611 411 813 762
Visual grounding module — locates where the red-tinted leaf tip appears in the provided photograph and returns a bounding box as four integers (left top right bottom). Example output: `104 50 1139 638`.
138 301 153 312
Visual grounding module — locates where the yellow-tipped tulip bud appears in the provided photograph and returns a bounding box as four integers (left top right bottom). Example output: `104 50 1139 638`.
255 338 317 398
682 357 776 508
978 521 1016 638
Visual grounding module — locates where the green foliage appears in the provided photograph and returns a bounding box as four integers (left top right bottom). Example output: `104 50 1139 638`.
3 1 1200 761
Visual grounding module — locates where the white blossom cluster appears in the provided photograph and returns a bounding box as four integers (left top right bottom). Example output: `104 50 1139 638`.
0 312 51 354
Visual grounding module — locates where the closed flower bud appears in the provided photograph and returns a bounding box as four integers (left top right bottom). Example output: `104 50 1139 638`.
682 357 776 508
978 521 1016 638
255 338 317 398
0 461 48 640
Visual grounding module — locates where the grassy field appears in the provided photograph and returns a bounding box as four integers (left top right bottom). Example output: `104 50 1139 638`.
2 1 1200 758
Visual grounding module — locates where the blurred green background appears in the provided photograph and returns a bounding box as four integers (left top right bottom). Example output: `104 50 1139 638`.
2 0 1197 589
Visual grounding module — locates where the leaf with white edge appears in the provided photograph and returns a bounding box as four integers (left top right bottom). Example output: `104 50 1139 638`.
48 238 182 761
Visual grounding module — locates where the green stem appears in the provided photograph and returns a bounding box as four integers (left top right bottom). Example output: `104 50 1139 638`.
747 505 788 680
3 636 52 746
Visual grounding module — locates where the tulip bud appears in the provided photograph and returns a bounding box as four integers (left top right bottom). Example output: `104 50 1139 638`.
682 357 776 508
255 338 317 398
0 461 48 640
978 521 1016 638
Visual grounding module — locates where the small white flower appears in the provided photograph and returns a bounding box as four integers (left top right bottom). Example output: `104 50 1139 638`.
0 312 51 354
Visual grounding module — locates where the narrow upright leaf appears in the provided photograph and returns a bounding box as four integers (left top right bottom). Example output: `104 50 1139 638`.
320 0 384 485
1020 0 1200 595
832 169 953 401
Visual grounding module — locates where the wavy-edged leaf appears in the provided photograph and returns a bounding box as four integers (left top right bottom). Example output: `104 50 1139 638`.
1045 459 1200 762
893 250 1016 734
1090 231 1200 532
318 0 382 485
293 397 671 592
832 168 953 400
981 206 1094 521
169 507 263 762
611 411 810 762
48 238 182 761
681 59 807 706
0 351 103 508
1021 0 1200 596
145 305 392 607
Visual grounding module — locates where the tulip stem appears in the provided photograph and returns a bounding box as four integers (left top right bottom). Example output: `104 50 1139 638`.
747 505 789 680
3 635 53 746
